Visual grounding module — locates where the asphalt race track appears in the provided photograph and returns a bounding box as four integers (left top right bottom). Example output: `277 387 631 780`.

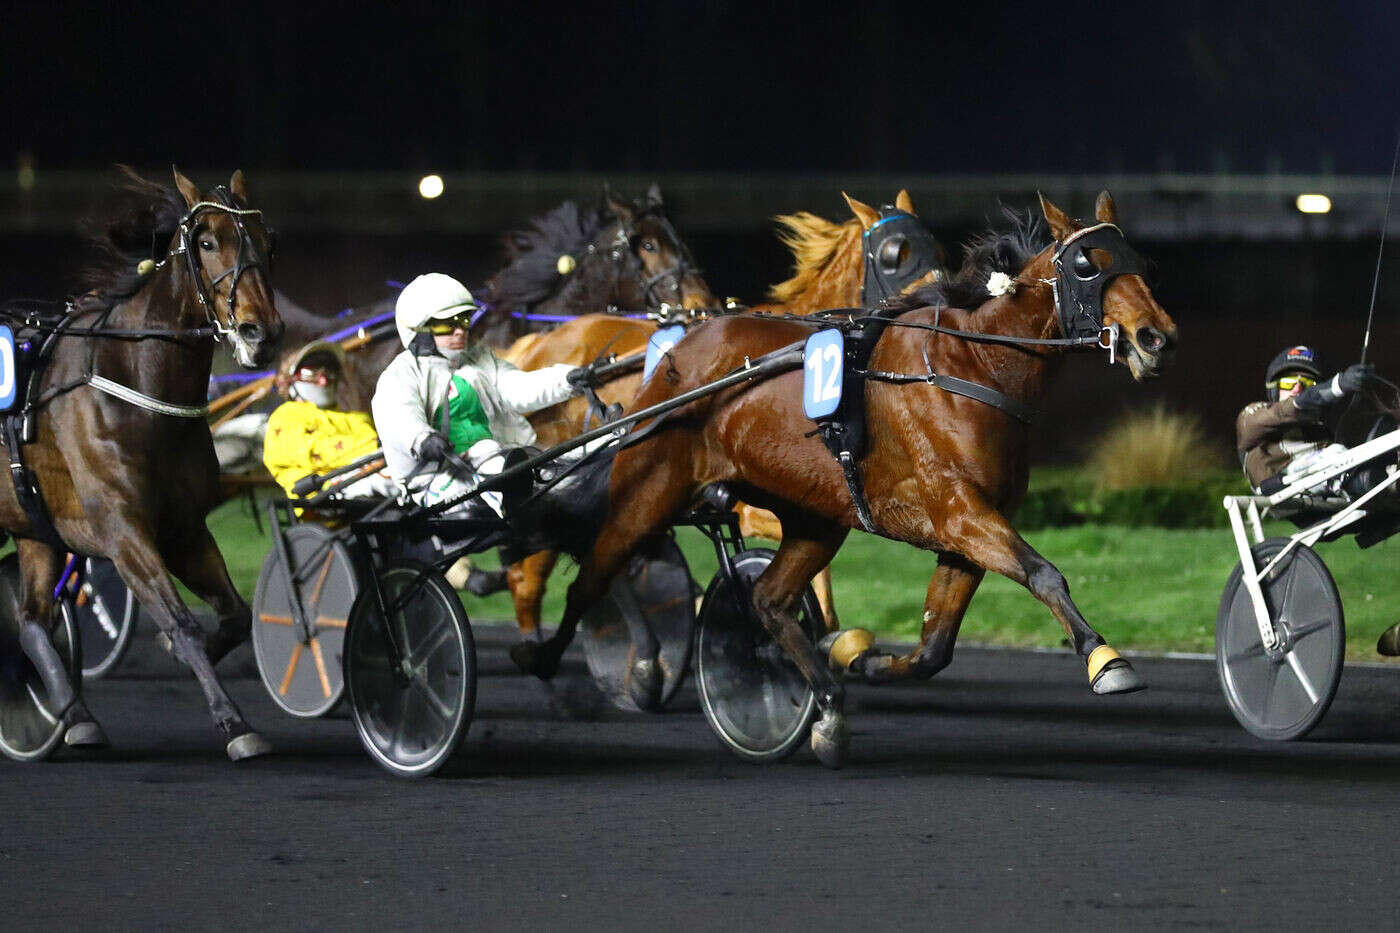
3 628 1398 931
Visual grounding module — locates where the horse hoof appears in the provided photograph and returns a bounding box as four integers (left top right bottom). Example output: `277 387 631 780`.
154 631 174 656
226 732 273 761
818 629 875 673
64 721 109 749
510 640 559 680
809 709 850 769
626 656 663 711
1092 662 1146 695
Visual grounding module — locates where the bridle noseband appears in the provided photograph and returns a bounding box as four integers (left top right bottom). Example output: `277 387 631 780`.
172 185 273 342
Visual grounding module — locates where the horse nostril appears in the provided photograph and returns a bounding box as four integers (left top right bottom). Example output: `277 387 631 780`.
1137 326 1166 354
236 322 265 344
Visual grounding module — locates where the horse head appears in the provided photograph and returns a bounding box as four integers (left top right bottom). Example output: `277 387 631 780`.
171 167 284 367
602 184 715 312
1036 191 1176 380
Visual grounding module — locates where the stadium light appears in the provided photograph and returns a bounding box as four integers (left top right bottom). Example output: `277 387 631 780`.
1295 193 1332 214
418 174 444 199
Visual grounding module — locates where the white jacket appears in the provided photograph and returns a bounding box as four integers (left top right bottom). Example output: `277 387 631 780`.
373 341 577 484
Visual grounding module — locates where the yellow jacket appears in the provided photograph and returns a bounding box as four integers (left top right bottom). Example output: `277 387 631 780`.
262 401 381 497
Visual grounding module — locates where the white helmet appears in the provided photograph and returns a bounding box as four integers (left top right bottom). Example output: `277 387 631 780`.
394 273 479 348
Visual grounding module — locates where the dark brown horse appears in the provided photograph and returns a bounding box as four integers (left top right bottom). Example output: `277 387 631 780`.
513 192 1176 766
0 168 283 760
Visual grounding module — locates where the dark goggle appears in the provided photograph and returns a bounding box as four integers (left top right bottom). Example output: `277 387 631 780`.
416 311 475 335
1271 375 1316 392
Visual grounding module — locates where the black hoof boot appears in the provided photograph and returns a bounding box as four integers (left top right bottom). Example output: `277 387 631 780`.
465 567 509 598
64 721 109 749
510 640 561 680
1378 622 1400 657
626 655 663 711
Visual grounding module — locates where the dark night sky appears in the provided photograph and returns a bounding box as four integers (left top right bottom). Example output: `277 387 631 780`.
4 1 1399 176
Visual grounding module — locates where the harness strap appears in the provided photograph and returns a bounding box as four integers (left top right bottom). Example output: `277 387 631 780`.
85 374 209 418
860 368 1038 424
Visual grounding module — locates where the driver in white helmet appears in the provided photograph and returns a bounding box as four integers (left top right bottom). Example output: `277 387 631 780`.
372 272 592 515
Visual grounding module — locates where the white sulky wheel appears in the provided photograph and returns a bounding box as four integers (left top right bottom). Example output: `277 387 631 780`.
345 560 476 778
0 554 81 762
252 525 358 718
67 558 138 681
1217 538 1345 741
695 548 823 763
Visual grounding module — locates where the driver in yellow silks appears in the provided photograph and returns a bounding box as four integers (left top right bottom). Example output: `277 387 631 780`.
262 341 393 500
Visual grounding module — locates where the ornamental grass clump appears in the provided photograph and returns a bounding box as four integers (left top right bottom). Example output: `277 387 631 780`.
1088 402 1223 491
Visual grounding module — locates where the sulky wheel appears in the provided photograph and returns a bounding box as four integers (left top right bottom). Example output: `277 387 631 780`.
580 535 696 712
345 560 476 778
252 525 358 718
695 548 823 763
0 554 81 762
65 558 138 681
1217 538 1345 741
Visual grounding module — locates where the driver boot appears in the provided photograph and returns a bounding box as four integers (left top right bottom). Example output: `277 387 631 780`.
1377 622 1400 657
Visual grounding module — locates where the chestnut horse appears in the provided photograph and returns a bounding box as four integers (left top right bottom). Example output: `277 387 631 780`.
513 192 1176 766
0 168 283 761
501 190 942 641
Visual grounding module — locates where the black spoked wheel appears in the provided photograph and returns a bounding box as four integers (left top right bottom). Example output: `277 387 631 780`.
1217 538 1345 741
695 548 822 763
345 560 476 778
66 558 137 681
0 554 80 762
580 536 696 711
252 525 358 718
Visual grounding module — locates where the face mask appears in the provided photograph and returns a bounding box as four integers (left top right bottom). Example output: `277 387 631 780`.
439 346 470 368
293 382 337 409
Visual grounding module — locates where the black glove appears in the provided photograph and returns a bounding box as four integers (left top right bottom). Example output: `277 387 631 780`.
566 365 597 392
1339 363 1376 394
415 431 453 464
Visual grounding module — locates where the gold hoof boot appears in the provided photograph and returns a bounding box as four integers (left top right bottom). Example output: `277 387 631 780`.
818 628 875 673
1087 645 1146 695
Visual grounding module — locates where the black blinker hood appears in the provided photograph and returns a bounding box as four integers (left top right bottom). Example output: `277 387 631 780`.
860 208 942 308
1050 223 1147 340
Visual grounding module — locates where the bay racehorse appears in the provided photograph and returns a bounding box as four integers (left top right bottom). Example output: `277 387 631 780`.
0 168 283 760
513 192 1176 765
500 190 942 648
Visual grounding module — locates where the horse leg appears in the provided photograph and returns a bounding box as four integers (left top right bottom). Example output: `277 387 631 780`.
103 519 271 759
14 540 106 747
748 519 850 767
512 443 693 683
936 491 1144 694
506 550 558 641
161 521 251 668
844 553 984 684
811 565 839 632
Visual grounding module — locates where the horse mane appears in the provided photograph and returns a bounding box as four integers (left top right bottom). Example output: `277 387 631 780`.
482 200 606 311
767 211 862 304
890 207 1051 312
77 166 187 311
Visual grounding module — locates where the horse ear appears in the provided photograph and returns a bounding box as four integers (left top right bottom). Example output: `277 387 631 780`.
1094 189 1119 224
842 192 879 230
895 189 915 215
1038 192 1076 241
601 183 634 222
172 166 201 209
646 183 664 209
230 169 249 202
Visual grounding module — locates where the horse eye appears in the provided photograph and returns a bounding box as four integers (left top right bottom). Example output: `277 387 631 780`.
641 240 657 253
200 239 216 252
1072 251 1097 278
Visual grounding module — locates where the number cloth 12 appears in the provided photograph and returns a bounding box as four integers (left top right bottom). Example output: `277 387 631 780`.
803 328 844 420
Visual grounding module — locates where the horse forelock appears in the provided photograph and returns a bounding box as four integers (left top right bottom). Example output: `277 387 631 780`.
484 200 606 311
767 211 863 305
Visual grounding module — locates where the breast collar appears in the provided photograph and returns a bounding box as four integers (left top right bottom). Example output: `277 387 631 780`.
1047 222 1147 341
860 209 943 308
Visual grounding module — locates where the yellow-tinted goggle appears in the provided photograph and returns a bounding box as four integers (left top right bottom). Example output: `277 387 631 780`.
1273 375 1316 392
415 311 474 335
